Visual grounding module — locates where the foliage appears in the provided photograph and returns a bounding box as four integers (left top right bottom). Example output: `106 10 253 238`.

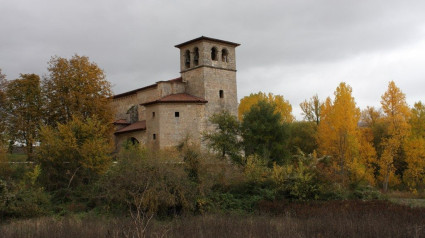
410 101 425 138
317 82 361 185
43 55 113 127
241 100 290 165
0 69 7 145
271 150 324 200
403 137 425 190
300 94 322 125
97 144 196 217
379 81 411 191
203 111 242 164
37 116 113 191
0 163 51 219
5 74 43 159
287 121 318 155
238 92 294 123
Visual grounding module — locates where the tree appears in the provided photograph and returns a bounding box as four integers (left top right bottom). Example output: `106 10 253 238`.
300 94 322 125
379 81 411 191
0 69 7 145
287 121 318 155
317 82 361 184
5 74 43 159
410 101 425 138
241 100 289 165
43 55 113 126
203 111 242 164
403 137 425 190
238 92 294 123
37 116 113 191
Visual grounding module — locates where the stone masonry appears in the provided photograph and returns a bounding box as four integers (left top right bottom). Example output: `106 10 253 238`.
111 36 240 150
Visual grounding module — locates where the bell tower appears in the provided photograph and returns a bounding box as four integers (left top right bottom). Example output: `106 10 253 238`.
175 36 240 121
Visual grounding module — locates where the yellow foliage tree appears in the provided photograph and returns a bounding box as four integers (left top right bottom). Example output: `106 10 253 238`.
403 137 425 190
37 116 113 190
410 101 425 138
300 94 322 125
43 55 113 127
238 92 294 123
379 81 411 191
317 82 361 185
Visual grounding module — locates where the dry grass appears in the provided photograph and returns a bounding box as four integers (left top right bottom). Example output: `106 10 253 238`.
1 200 425 238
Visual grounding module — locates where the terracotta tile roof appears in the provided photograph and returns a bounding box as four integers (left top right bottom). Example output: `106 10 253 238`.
114 120 146 134
141 93 207 106
112 77 183 99
175 36 240 48
113 119 130 125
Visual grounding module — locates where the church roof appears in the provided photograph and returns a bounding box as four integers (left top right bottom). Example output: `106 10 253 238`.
175 36 240 48
112 77 183 99
141 93 207 106
113 119 130 125
114 120 146 134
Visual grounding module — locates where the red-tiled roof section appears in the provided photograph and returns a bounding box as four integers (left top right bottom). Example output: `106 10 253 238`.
114 120 146 134
175 36 240 48
112 77 183 99
113 119 130 125
141 93 207 106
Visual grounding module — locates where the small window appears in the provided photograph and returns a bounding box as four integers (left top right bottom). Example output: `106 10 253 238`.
175 112 180 117
219 90 224 98
153 134 156 140
184 50 190 68
222 48 229 62
152 112 155 118
194 47 199 66
211 47 217 61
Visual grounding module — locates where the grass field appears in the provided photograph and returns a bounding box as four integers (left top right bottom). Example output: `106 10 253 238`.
1 200 424 238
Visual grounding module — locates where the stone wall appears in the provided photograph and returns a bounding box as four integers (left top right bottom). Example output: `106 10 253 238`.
145 103 206 149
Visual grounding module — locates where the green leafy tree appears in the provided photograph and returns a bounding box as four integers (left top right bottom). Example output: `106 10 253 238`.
43 55 113 126
241 100 289 165
288 121 318 155
37 116 113 191
203 111 242 164
5 74 43 159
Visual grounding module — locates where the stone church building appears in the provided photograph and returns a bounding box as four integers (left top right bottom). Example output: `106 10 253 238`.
111 36 240 150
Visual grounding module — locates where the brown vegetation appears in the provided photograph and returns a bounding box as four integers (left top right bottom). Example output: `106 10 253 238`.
1 201 424 238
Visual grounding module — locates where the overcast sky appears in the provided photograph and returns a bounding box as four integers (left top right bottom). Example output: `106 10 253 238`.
1 0 425 119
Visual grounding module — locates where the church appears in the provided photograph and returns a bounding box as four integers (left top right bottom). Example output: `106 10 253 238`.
111 36 240 150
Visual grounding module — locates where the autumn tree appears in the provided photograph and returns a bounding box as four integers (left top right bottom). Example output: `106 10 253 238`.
5 74 43 159
0 69 6 158
241 100 290 165
402 102 425 190
203 111 242 164
37 116 113 191
300 94 322 125
379 81 411 191
317 82 361 184
238 92 294 123
410 102 425 138
43 55 113 126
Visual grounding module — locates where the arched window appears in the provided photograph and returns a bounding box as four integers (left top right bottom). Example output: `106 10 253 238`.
184 50 190 68
193 47 199 66
221 48 229 62
211 47 217 61
128 137 139 145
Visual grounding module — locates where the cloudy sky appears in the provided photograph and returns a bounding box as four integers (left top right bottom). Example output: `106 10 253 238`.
1 0 425 119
